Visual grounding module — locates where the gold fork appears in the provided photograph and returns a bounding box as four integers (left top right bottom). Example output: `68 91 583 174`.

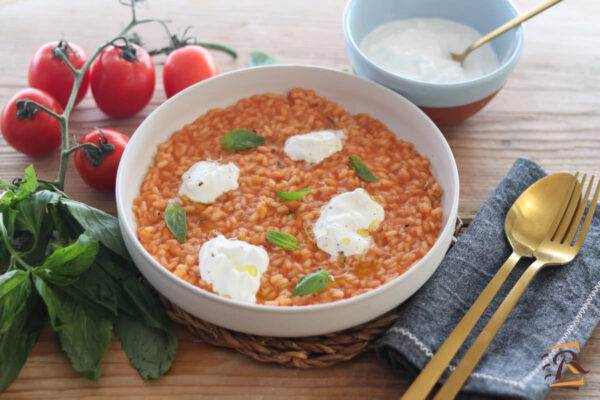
433 174 600 399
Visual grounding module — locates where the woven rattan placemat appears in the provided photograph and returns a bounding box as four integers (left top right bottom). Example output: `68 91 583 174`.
161 218 464 368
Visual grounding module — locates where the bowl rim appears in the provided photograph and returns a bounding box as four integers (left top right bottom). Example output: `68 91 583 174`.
342 0 525 88
116 64 460 315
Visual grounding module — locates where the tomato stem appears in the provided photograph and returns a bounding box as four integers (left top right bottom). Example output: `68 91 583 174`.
15 1 227 191
15 99 63 120
68 129 115 166
46 1 169 190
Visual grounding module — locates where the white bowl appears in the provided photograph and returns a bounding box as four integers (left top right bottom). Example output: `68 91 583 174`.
116 65 459 337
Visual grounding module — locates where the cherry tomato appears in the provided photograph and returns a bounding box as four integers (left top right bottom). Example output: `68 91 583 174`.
90 43 155 118
163 46 219 98
28 41 90 109
74 128 129 193
0 88 63 156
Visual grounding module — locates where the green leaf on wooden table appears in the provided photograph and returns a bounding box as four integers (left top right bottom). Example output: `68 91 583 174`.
164 203 187 243
14 165 37 201
60 198 128 258
220 129 267 151
0 270 31 335
249 50 281 67
0 290 44 393
292 270 329 296
267 230 300 251
59 261 122 317
96 246 177 380
114 312 178 380
0 178 17 191
33 231 99 286
13 190 59 263
34 276 112 381
276 187 311 201
348 155 379 182
0 270 28 299
120 276 171 332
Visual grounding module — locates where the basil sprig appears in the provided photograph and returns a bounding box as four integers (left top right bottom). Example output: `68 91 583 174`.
165 203 187 243
348 155 379 182
249 51 281 67
0 166 177 391
292 270 330 296
267 230 300 251
220 129 266 151
276 187 311 201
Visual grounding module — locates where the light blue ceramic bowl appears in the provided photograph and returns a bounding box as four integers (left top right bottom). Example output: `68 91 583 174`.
343 0 525 125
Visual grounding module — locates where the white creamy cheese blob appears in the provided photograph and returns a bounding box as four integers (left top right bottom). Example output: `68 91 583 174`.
359 18 499 83
179 161 239 203
313 188 384 257
284 130 346 164
198 235 269 303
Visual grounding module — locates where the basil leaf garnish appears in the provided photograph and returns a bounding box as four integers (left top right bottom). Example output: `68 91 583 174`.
276 187 311 201
348 155 379 182
249 51 281 67
292 270 329 296
165 203 187 243
267 230 300 251
220 129 267 151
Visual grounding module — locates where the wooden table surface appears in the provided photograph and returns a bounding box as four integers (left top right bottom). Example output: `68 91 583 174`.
1 0 599 398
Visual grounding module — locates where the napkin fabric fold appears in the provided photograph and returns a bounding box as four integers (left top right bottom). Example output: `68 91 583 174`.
377 158 600 400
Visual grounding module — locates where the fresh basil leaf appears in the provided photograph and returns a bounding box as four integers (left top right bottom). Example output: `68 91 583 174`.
292 270 329 296
48 204 71 249
14 165 37 201
34 232 99 286
94 247 137 282
0 178 17 191
59 261 121 316
0 191 15 209
249 50 281 67
0 290 44 393
13 191 57 262
276 187 311 201
267 230 300 251
34 276 111 381
114 312 177 380
0 270 28 299
0 270 31 335
60 198 128 258
165 203 186 243
120 277 171 331
348 155 379 182
220 129 267 151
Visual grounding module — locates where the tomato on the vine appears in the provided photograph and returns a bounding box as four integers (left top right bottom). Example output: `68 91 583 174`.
163 45 219 98
0 88 63 157
28 41 90 109
74 128 129 193
90 43 155 118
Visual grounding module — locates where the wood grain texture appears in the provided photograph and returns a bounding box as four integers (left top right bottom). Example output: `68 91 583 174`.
0 0 598 398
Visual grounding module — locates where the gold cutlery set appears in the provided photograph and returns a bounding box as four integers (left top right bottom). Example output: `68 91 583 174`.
402 173 600 399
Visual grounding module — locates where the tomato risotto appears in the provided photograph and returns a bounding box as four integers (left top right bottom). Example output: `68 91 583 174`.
133 89 443 306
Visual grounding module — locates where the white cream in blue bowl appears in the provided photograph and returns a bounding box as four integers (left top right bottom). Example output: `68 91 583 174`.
343 0 525 125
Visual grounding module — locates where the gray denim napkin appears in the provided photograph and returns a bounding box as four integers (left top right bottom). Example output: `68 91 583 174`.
377 158 600 400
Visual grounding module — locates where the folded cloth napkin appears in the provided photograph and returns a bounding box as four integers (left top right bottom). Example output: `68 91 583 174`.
377 158 600 400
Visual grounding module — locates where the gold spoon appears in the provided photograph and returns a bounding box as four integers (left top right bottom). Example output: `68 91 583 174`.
400 172 577 400
451 0 563 64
